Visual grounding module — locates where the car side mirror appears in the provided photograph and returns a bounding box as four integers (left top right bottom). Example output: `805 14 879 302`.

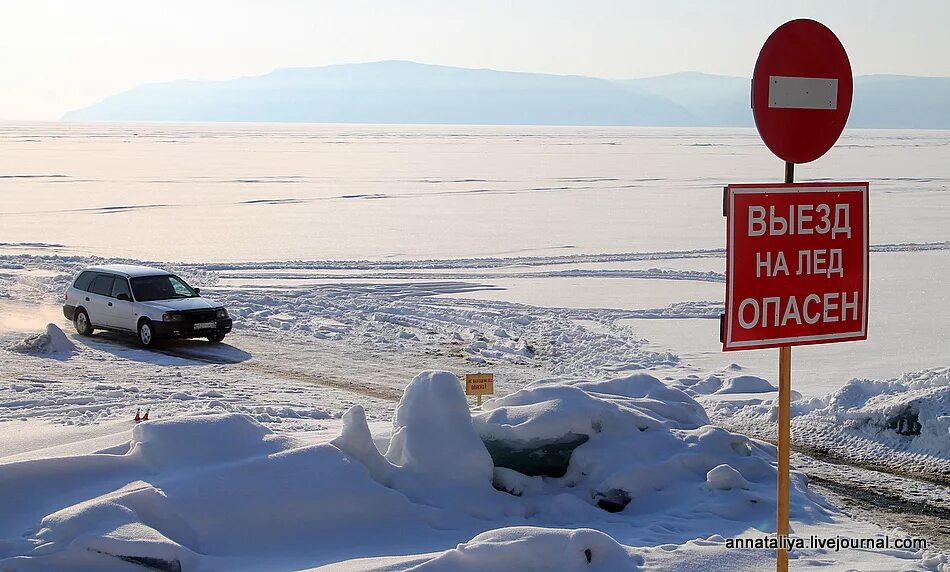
117 293 131 301
194 287 201 295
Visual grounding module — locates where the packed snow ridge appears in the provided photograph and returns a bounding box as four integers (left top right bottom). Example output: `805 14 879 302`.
710 367 950 481
6 324 75 358
675 374 778 396
4 370 944 571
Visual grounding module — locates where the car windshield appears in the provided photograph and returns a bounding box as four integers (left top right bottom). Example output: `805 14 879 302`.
130 274 198 302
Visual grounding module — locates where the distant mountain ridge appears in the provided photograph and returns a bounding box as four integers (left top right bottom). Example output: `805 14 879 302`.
63 61 950 128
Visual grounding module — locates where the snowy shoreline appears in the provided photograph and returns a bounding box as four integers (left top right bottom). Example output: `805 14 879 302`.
1 246 949 570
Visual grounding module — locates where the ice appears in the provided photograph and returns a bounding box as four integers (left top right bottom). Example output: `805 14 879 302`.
2 124 949 262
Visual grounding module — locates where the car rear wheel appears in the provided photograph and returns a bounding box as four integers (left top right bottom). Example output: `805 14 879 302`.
207 333 225 343
74 309 93 336
138 319 157 348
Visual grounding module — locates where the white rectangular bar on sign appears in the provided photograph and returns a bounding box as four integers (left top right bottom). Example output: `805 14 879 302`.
768 76 838 110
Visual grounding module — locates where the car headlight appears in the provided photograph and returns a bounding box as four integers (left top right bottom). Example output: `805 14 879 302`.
216 308 229 319
163 312 185 322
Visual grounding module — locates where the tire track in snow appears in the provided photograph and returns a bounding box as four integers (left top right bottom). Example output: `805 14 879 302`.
53 329 404 405
234 359 403 402
118 335 406 402
800 453 950 552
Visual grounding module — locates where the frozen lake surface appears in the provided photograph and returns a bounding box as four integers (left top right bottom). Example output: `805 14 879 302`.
1 123 949 570
1 123 948 261
0 122 948 398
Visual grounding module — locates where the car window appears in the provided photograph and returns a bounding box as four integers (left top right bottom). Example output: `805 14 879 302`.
111 277 132 300
169 276 194 297
73 271 96 292
130 274 198 302
89 274 115 296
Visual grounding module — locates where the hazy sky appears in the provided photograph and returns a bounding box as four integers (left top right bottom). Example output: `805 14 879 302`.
1 0 947 120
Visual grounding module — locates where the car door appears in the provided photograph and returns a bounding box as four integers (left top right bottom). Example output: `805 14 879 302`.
106 277 136 330
85 274 115 327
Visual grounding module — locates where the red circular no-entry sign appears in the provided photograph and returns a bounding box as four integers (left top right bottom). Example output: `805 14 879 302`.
752 19 853 164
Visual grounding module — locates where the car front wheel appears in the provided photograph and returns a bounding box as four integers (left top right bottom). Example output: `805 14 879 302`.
138 319 157 348
207 333 225 343
74 309 93 336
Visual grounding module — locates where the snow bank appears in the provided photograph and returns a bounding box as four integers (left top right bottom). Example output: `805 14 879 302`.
2 371 938 571
0 413 436 571
385 371 494 489
473 374 708 474
332 371 508 518
715 375 777 395
676 374 776 396
472 374 711 480
129 413 279 469
332 372 500 509
477 373 708 443
705 464 750 490
422 527 642 571
342 526 645 571
712 367 950 479
331 405 395 485
7 323 75 357
468 373 828 525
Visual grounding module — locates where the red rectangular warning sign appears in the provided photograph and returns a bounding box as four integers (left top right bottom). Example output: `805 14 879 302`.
723 182 869 351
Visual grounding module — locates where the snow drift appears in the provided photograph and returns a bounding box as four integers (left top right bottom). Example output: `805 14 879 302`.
715 375 777 395
1 371 940 571
674 374 777 396
712 367 950 480
6 324 75 358
316 526 645 572
470 374 825 523
0 413 428 571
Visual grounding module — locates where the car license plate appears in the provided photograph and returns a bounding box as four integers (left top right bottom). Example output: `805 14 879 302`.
194 322 216 330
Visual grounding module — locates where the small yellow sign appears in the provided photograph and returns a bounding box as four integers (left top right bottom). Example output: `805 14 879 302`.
465 373 494 405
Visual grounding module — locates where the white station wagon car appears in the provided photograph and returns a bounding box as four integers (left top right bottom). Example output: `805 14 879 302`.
63 264 232 348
